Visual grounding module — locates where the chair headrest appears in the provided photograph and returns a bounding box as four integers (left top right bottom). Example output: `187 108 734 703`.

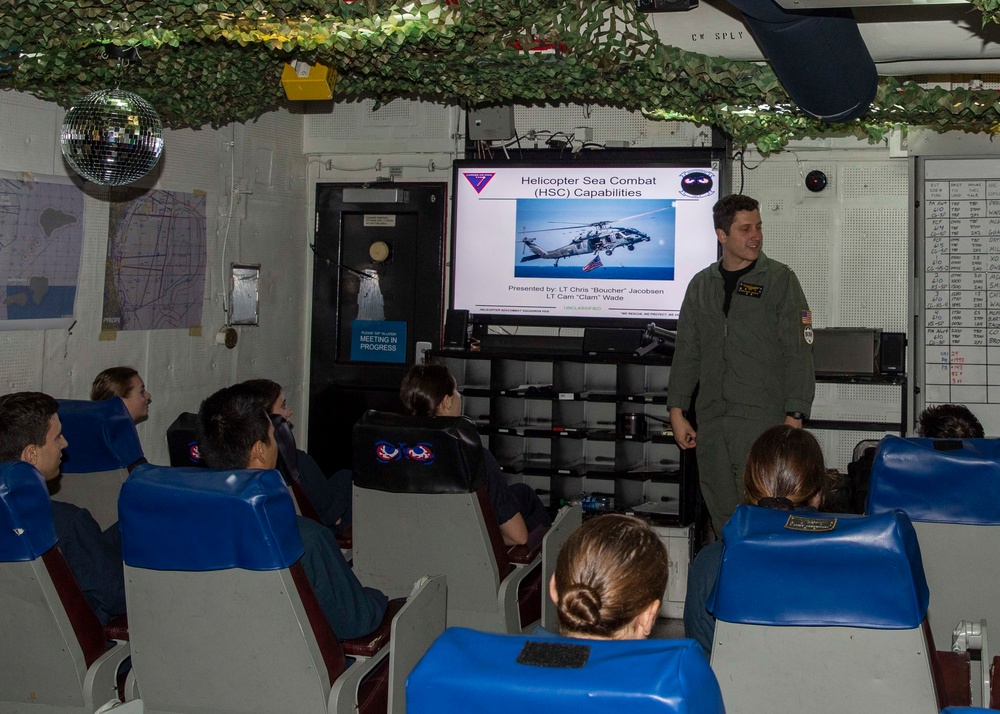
269 413 299 483
867 435 1000 525
58 398 144 472
709 506 928 629
165 411 206 468
407 628 723 714
0 461 56 562
352 411 486 494
119 463 302 571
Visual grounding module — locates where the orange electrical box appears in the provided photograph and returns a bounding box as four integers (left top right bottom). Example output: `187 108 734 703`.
281 62 337 101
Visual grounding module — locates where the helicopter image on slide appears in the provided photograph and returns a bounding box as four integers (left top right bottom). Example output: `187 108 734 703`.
519 208 668 268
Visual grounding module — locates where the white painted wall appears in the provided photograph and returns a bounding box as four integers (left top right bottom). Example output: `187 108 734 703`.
6 87 993 471
0 91 308 466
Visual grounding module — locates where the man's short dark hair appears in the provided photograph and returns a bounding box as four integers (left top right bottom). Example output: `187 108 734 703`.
0 392 59 462
713 194 760 234
917 404 985 439
197 385 272 470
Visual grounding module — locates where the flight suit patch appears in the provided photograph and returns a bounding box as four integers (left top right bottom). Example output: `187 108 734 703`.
737 282 763 298
802 310 814 344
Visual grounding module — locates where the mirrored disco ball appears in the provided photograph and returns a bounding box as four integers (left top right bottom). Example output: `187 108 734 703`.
60 89 164 186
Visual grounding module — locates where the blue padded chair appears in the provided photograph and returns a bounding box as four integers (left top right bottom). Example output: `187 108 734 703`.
407 627 724 714
0 460 131 712
708 505 970 714
164 410 337 539
119 463 445 714
868 435 1000 705
54 398 145 530
352 412 578 634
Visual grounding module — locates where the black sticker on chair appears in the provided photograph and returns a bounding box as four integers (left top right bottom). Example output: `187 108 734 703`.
933 439 963 451
516 641 590 669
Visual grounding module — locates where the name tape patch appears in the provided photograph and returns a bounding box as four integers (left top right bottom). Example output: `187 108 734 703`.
737 282 763 298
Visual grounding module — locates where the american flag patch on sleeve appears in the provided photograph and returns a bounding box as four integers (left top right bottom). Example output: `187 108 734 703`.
801 310 812 325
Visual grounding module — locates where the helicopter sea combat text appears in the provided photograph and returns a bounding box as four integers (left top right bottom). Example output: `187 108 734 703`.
521 176 658 185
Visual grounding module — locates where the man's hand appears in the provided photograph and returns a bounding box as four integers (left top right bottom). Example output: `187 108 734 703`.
670 407 697 449
784 415 804 429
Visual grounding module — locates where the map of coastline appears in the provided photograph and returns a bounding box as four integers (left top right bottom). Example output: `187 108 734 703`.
103 187 207 332
0 175 84 322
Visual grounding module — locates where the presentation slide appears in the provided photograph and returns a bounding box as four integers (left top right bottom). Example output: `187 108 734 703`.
452 164 718 321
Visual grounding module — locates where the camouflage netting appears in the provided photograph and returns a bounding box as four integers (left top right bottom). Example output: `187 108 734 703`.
3 0 1000 151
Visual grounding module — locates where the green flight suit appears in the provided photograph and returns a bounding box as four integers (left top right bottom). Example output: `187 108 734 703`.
667 252 815 532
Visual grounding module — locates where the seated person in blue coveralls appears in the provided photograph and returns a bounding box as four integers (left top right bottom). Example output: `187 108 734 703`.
683 424 826 654
550 513 668 640
240 378 352 534
0 391 127 625
400 363 551 546
198 384 386 640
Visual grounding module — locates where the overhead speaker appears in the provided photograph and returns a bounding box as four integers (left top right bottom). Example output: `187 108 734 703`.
443 309 469 350
879 332 906 375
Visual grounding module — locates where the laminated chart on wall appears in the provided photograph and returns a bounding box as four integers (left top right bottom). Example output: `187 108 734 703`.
0 172 83 330
102 187 207 333
919 158 1000 433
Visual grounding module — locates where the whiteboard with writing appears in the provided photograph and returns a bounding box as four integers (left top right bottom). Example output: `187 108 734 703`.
919 158 1000 434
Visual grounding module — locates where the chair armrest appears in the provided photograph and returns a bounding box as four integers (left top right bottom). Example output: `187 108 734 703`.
933 649 972 708
498 559 542 634
104 613 129 641
991 655 1000 709
541 505 583 631
329 643 390 714
82 640 131 711
389 574 447 714
337 523 353 551
342 598 405 658
507 525 546 564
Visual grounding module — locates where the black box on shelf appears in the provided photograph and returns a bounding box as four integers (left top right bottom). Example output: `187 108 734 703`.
582 328 644 355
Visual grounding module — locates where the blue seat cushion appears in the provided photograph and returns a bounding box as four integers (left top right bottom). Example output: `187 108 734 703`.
120 463 302 571
0 461 56 562
58 398 144 472
867 435 1000 525
709 506 928 628
407 627 723 714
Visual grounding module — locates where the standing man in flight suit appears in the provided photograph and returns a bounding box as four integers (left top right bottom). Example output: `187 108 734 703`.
667 194 815 534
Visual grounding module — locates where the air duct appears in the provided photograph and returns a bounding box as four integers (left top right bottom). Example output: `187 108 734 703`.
725 0 878 122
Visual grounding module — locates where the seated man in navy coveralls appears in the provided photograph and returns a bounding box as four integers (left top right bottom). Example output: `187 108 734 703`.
198 384 386 640
0 391 127 625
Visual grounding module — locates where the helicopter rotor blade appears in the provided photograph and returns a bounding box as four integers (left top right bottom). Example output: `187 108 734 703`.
606 207 671 224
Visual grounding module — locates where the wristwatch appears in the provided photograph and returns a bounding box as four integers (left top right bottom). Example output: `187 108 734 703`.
786 411 805 420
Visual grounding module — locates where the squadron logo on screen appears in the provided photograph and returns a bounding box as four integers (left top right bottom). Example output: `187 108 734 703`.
464 172 496 194
679 171 715 197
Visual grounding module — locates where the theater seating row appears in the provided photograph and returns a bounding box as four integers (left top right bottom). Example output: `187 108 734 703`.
410 434 1000 713
6 397 997 713
0 402 580 713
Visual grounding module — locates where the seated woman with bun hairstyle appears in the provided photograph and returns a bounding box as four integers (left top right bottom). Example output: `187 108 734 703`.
550 514 669 640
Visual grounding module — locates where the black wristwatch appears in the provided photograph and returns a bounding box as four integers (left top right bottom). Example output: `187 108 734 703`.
786 411 805 420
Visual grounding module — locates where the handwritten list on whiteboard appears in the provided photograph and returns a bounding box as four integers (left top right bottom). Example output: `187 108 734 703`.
922 160 1000 408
